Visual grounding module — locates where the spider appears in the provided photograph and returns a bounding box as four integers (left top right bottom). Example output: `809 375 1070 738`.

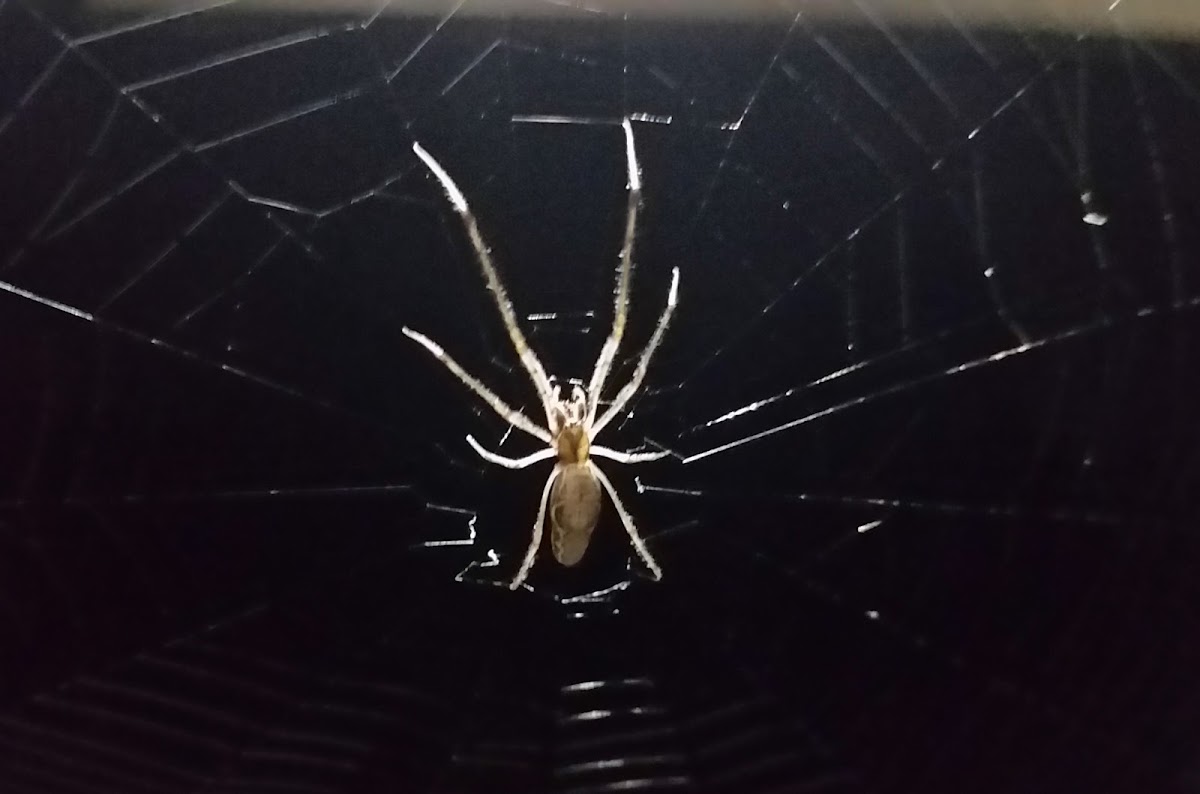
403 118 679 591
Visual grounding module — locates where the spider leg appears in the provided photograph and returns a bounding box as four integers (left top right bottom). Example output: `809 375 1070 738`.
402 327 551 444
510 464 563 590
587 117 641 425
588 461 663 581
593 266 680 436
412 141 556 423
466 435 556 469
590 445 670 464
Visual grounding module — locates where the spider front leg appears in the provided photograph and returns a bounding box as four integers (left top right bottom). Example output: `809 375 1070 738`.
587 117 642 425
594 266 680 435
412 141 557 425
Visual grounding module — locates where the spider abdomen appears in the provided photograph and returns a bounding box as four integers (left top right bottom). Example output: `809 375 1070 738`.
549 463 602 566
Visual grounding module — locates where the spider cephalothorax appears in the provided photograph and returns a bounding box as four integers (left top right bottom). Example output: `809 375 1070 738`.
403 118 679 590
549 381 589 436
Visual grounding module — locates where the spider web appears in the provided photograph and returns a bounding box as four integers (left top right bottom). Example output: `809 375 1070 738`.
1 0 1198 791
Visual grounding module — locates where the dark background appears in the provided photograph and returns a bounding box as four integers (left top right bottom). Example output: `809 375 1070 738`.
1 1 1198 792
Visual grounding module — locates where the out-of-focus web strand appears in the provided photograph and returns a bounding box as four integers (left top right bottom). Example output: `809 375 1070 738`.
674 29 1082 392
638 481 1128 527
692 11 803 224
0 279 410 448
682 295 1200 464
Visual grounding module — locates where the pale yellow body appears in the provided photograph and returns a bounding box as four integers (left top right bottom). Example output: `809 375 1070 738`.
549 464 602 566
549 422 601 566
